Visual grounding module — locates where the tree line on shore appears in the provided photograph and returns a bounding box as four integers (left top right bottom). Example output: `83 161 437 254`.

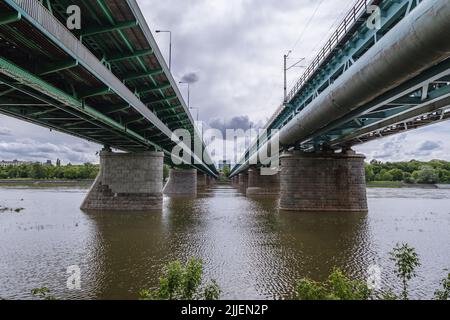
1 159 450 183
0 163 99 180
365 159 450 184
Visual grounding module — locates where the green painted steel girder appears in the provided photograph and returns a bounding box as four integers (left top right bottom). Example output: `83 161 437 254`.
137 83 172 95
123 69 163 82
106 104 131 114
162 113 187 121
106 49 153 63
38 60 79 76
0 57 162 151
0 12 21 25
81 20 138 37
147 95 177 105
79 87 112 99
124 115 145 125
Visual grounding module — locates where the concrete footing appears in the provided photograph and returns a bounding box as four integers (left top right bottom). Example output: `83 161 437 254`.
279 150 368 212
207 176 216 187
247 167 280 196
238 172 248 193
163 168 197 196
197 172 207 189
81 151 164 211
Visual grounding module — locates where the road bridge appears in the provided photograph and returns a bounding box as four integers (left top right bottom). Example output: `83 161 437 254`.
0 0 218 210
230 0 450 212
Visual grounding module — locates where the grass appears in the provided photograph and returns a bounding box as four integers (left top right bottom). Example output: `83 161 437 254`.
367 181 406 188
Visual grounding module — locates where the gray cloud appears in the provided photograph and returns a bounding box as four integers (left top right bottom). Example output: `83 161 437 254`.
180 72 200 84
417 140 441 152
0 139 98 164
0 127 11 136
209 115 264 137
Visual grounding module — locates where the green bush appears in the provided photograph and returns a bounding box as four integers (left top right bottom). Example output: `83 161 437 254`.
139 258 220 300
296 268 371 300
434 273 450 300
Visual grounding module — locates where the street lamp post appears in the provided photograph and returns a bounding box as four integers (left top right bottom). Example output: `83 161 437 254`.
284 51 306 104
155 30 172 71
179 81 190 108
190 107 199 123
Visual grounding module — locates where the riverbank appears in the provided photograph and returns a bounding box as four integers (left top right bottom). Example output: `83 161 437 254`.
0 179 94 187
367 181 450 189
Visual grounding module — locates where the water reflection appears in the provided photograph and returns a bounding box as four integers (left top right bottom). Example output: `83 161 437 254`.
0 185 449 300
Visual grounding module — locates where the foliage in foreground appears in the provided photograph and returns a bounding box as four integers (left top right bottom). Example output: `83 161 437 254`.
296 268 371 300
139 258 220 300
296 243 449 300
31 287 58 300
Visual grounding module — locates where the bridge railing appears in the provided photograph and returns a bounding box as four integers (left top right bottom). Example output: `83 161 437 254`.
285 0 372 104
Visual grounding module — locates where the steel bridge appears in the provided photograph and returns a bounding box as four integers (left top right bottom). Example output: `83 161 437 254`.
0 0 218 177
230 0 450 177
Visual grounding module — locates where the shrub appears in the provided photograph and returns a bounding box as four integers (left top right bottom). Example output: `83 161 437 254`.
296 268 371 300
139 258 220 300
389 243 420 300
434 273 450 300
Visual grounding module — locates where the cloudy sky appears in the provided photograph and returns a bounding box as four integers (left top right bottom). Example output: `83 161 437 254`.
0 0 449 164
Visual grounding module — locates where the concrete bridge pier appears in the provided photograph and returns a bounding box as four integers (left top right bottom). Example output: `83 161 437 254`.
207 176 216 187
279 150 367 212
247 166 280 196
197 172 208 189
238 172 249 194
163 168 197 196
81 151 164 211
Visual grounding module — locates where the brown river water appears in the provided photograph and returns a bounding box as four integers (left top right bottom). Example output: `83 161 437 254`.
0 184 449 300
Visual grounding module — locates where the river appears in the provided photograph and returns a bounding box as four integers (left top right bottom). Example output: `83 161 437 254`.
0 184 449 300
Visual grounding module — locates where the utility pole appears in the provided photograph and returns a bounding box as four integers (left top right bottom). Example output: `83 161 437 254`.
155 30 172 71
284 51 306 105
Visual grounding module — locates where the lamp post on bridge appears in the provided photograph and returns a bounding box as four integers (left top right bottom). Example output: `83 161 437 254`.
179 81 190 108
155 30 172 72
284 51 306 104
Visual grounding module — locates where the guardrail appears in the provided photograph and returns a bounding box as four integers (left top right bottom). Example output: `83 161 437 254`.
285 0 372 104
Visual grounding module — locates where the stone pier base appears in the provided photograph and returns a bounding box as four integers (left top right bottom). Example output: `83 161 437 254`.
207 176 216 187
81 151 163 211
238 172 248 193
163 168 197 196
197 172 207 189
247 167 280 196
279 150 367 212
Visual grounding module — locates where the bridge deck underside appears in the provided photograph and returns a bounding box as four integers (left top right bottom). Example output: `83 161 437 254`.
0 0 217 175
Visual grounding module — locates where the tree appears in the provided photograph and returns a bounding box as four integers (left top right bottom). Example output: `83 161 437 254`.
139 258 220 300
402 172 415 184
365 165 375 182
390 243 421 300
222 166 231 177
388 169 404 182
413 166 439 184
29 163 47 179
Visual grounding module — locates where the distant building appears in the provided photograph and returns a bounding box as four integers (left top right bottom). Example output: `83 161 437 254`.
0 160 34 168
45 160 52 166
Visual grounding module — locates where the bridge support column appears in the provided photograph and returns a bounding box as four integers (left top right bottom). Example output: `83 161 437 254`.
81 151 164 211
247 167 280 196
279 150 367 212
197 172 207 189
238 172 248 193
207 176 216 187
163 168 197 196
